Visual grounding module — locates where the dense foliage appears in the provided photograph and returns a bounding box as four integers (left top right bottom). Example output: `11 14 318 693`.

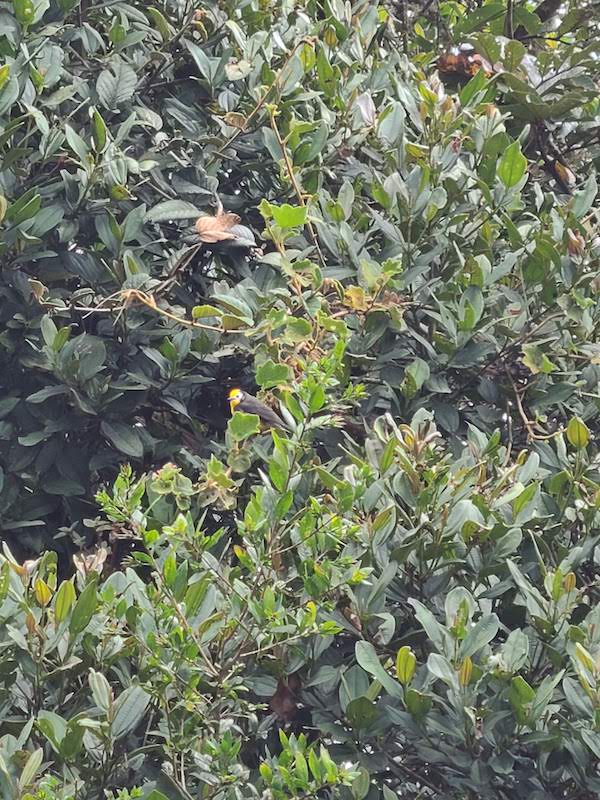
1 0 600 797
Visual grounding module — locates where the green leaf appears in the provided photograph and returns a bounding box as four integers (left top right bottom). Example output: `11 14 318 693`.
54 580 76 623
36 711 67 752
501 629 530 672
256 360 293 389
192 304 222 319
510 675 536 704
229 411 261 441
581 730 600 760
19 748 43 788
185 579 208 617
268 458 288 492
13 0 35 24
459 68 488 106
404 689 432 719
427 653 457 686
309 384 326 413
498 141 527 188
456 3 504 34
572 174 597 219
285 317 312 342
566 416 589 449
504 40 526 72
513 6 541 33
316 45 335 96
111 685 150 739
163 551 177 586
378 101 405 144
146 200 201 222
9 194 41 225
294 751 309 785
401 357 430 398
522 344 557 375
445 499 486 538
89 669 112 713
146 8 171 39
45 478 85 496
65 124 89 164
355 641 403 698
186 41 219 85
459 614 499 658
351 767 371 799
27 385 67 403
69 581 97 637
101 421 144 458
91 108 108 152
96 59 138 110
270 203 308 228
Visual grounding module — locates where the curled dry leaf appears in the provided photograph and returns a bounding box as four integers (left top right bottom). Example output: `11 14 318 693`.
73 543 109 578
223 112 247 130
553 160 576 189
195 212 241 243
29 279 48 302
567 228 585 256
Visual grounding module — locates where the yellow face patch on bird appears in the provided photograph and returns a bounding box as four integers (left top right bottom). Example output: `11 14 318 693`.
228 388 244 413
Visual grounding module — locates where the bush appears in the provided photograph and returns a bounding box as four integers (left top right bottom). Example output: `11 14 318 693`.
1 0 600 796
3 421 600 799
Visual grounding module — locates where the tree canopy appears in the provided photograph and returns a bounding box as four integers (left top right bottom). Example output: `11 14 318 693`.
1 0 600 798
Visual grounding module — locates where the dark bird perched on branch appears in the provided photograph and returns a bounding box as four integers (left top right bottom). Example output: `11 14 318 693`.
228 388 289 430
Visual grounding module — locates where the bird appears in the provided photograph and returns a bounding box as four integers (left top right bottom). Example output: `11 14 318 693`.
228 388 289 430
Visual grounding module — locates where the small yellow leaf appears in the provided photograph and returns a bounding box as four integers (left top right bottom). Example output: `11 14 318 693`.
396 645 417 685
344 286 368 311
458 656 473 687
34 578 52 607
564 572 576 593
566 416 589 449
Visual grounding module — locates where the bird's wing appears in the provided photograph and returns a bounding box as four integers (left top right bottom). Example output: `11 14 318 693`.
260 406 289 430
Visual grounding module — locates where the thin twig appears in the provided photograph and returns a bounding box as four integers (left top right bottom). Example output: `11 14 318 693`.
269 111 327 269
74 289 225 332
206 37 316 167
154 243 203 296
137 6 197 93
504 365 562 442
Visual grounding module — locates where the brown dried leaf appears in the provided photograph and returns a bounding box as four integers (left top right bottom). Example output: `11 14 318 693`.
29 279 47 302
554 160 576 189
73 543 109 578
343 286 368 311
567 228 585 256
223 112 247 130
270 675 302 722
195 212 241 243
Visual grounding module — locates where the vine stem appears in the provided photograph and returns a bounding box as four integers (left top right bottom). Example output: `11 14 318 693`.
207 37 317 167
504 364 563 442
70 288 226 332
269 110 327 269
